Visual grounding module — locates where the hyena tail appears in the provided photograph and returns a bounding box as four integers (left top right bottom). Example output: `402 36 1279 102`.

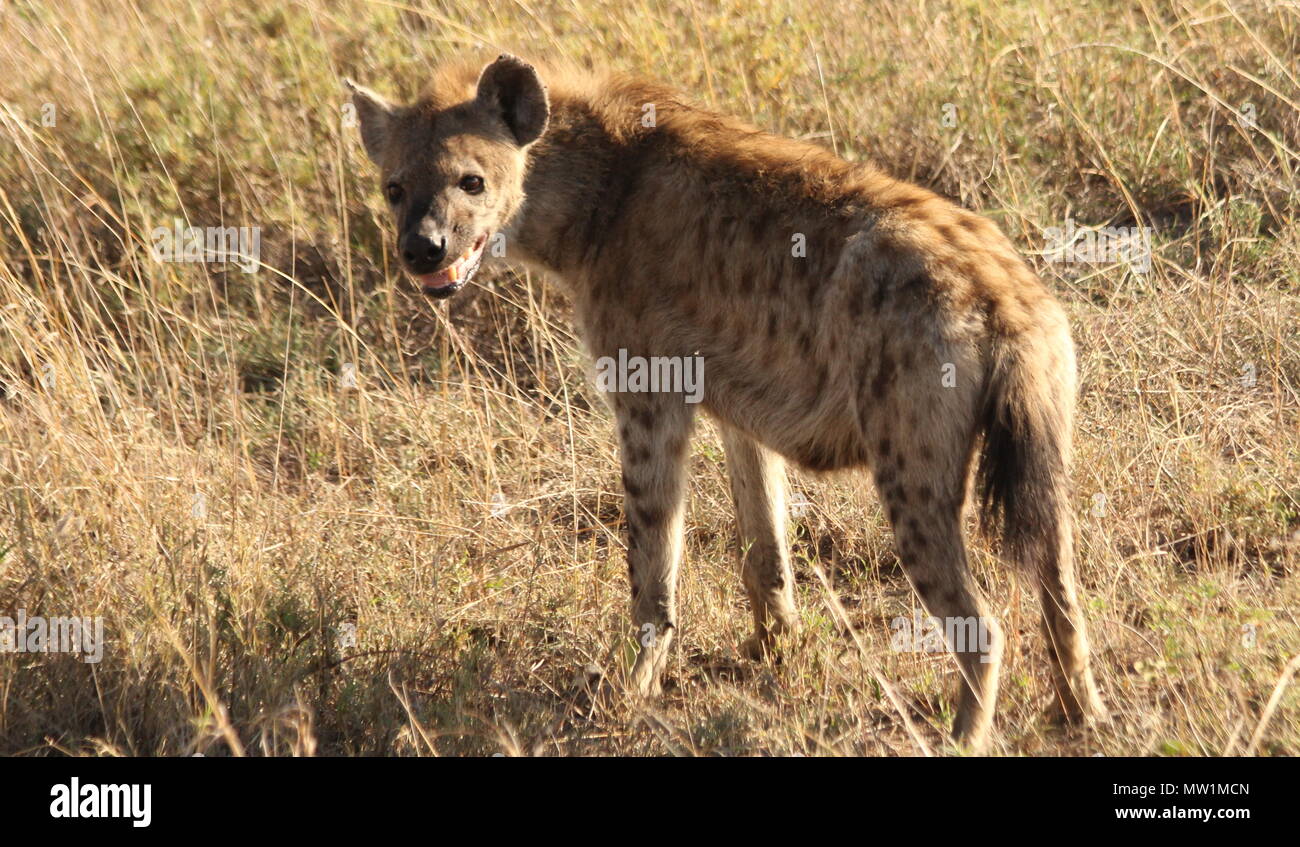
975 326 1107 722
975 328 1074 573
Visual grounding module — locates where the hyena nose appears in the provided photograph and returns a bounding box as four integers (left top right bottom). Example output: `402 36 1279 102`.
400 233 447 270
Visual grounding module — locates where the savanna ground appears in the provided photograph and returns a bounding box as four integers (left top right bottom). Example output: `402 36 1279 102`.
0 0 1297 756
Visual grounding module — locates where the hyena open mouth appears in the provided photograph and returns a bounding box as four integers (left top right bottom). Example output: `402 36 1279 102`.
414 233 488 299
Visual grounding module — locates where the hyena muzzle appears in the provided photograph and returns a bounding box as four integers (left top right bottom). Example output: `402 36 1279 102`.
348 53 1107 751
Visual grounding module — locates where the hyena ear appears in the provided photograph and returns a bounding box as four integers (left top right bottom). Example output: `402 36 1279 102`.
475 54 549 146
344 78 396 164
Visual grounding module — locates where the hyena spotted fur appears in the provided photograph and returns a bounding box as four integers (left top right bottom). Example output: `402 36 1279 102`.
348 53 1107 751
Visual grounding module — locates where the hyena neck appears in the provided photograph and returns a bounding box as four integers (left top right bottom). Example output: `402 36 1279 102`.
505 75 689 283
501 101 613 278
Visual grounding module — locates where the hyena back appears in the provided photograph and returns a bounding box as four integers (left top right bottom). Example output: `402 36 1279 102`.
349 54 1106 751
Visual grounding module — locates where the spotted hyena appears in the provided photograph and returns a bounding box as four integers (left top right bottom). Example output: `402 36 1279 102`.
347 54 1107 751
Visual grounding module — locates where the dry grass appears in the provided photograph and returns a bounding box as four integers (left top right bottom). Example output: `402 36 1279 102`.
0 0 1296 756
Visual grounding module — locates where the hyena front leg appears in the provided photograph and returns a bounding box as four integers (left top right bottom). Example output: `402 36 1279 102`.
720 425 798 659
617 394 696 698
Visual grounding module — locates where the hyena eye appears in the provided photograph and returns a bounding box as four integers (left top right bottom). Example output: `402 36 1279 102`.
459 175 485 195
385 183 404 204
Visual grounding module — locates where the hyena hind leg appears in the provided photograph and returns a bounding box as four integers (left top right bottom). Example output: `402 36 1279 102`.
617 394 695 698
1036 538 1108 725
720 425 799 660
875 475 1004 753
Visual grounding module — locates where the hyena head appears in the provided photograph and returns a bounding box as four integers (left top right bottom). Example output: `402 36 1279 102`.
346 55 549 299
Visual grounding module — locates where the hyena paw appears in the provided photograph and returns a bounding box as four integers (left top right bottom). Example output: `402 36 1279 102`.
627 661 665 700
1080 696 1111 728
629 676 663 700
740 633 780 661
1049 687 1110 728
950 726 993 756
740 617 797 661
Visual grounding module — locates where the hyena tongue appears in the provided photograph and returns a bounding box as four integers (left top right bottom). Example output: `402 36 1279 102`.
415 264 459 291
413 258 465 290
